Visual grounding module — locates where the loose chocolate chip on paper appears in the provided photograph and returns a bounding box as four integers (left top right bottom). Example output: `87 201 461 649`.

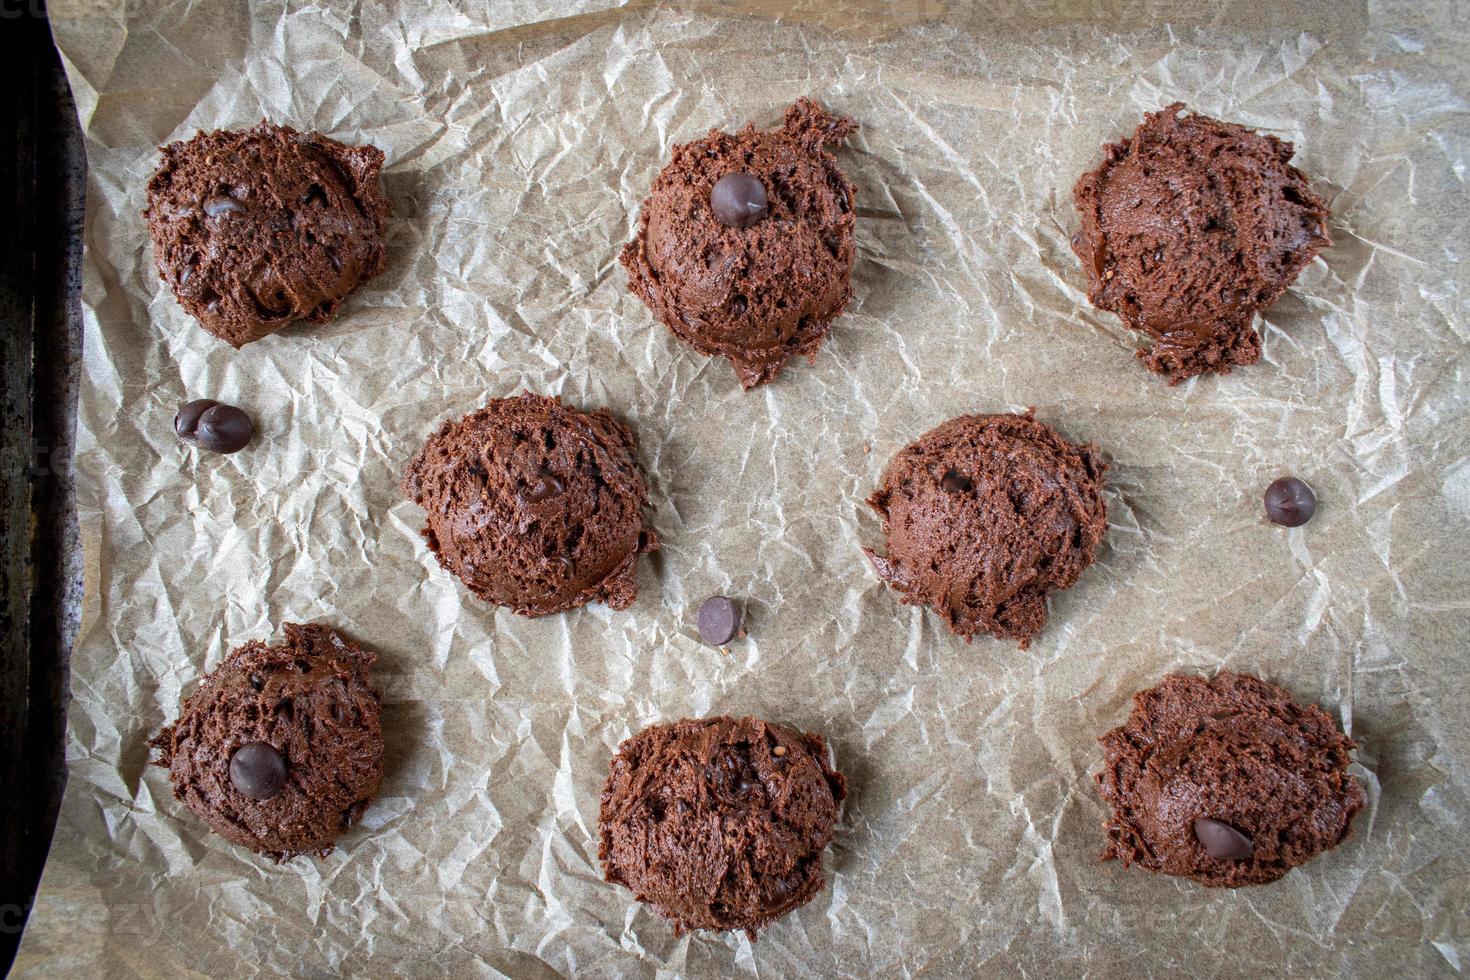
195 404 254 454
697 596 741 646
175 399 219 443
1264 476 1316 527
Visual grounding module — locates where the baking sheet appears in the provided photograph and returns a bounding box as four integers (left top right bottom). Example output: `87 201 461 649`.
21 0 1470 975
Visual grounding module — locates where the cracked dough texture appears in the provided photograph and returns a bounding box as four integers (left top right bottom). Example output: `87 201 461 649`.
598 716 846 939
1072 103 1331 383
401 393 658 616
1096 672 1366 887
144 121 389 347
621 98 858 388
148 623 383 860
865 411 1107 647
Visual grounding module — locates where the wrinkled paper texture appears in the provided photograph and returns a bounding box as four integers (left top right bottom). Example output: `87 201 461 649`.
21 0 1470 975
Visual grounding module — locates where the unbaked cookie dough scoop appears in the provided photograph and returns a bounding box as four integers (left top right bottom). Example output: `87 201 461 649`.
148 623 384 861
621 97 858 388
1072 103 1331 382
598 716 846 939
1096 672 1365 887
144 121 390 347
865 411 1108 647
401 393 659 617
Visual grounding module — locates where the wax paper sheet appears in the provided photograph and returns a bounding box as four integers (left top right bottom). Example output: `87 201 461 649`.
19 0 1470 976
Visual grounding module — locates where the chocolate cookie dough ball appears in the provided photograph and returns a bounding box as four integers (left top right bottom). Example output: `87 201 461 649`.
864 412 1107 647
621 98 858 389
1072 103 1331 383
144 121 390 348
148 623 384 860
598 717 846 938
401 393 659 617
1096 672 1365 887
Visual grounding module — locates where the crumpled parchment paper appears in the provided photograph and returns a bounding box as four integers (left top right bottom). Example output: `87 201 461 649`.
20 0 1470 976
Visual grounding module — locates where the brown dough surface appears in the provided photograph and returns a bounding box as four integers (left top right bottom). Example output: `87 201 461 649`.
865 411 1107 647
401 393 658 616
148 623 383 860
621 98 858 388
1072 104 1331 383
598 716 846 939
144 121 389 347
1096 672 1366 887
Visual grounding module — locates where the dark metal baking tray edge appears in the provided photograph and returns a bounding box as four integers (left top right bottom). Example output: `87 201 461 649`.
0 3 85 974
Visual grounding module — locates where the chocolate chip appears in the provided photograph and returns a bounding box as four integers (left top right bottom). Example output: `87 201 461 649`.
941 471 971 493
1264 476 1316 527
524 472 564 503
710 173 768 228
194 404 253 454
174 399 219 443
729 294 748 315
229 742 286 801
1193 817 1254 860
697 596 740 646
203 194 245 218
